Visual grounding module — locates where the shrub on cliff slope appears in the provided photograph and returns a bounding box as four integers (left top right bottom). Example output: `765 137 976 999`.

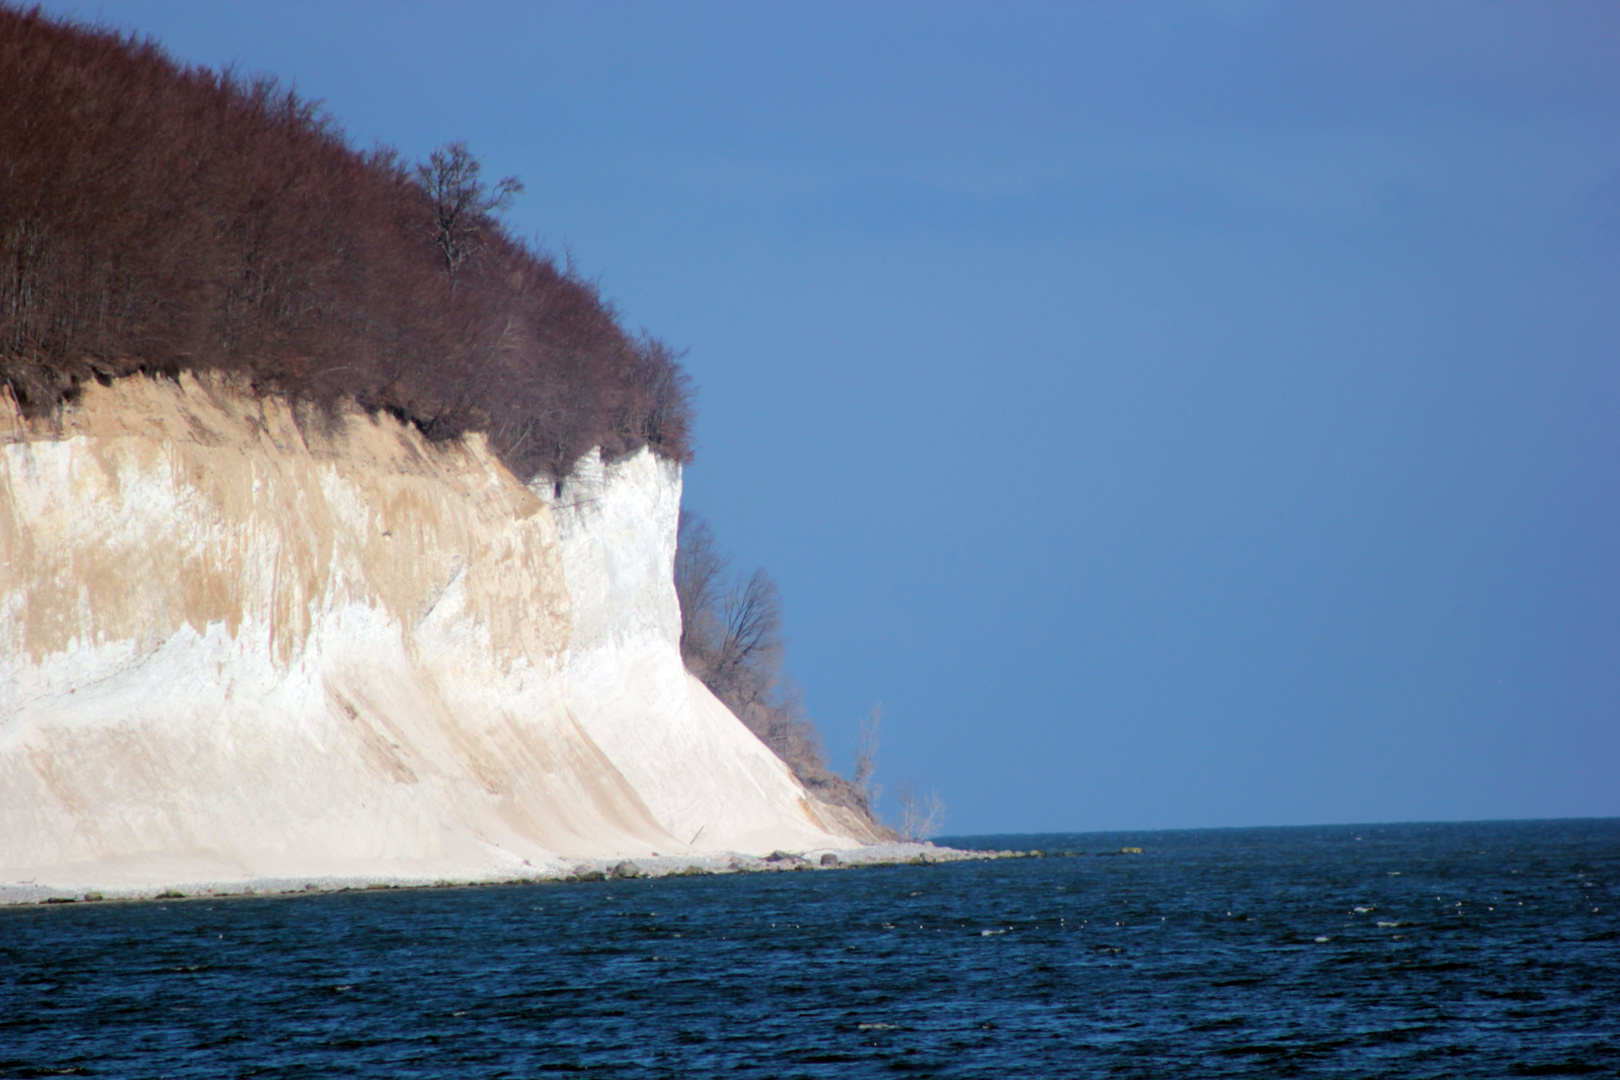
0 5 690 479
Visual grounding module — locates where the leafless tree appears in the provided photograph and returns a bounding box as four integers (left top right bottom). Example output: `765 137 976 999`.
707 569 783 706
674 515 817 764
897 781 946 841
675 513 783 708
854 704 882 805
675 511 727 663
415 141 522 286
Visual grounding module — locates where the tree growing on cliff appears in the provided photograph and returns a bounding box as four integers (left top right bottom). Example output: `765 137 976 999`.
676 512 789 714
675 511 726 662
709 570 784 709
674 512 894 836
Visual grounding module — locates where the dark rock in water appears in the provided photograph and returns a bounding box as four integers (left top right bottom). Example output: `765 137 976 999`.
156 889 185 899
572 868 607 883
610 861 641 879
820 853 841 867
1029 850 1046 857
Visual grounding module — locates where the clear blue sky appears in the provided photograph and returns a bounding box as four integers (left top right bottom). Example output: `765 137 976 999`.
38 0 1618 833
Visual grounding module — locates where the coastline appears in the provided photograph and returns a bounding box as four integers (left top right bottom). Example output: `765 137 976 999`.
0 842 1006 907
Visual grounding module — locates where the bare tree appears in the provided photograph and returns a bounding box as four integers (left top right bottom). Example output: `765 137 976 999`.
708 568 783 705
853 704 882 806
415 141 522 286
674 515 818 766
675 511 727 664
897 781 946 841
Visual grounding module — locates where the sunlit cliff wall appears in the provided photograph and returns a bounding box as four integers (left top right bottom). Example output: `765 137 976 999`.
0 374 857 894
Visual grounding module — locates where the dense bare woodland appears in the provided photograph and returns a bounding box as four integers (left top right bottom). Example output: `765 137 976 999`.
0 7 690 481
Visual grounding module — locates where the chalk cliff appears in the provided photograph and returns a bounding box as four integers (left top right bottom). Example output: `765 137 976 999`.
0 374 864 896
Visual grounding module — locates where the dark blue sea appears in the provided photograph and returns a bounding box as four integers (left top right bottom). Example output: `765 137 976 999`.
2 819 1616 1078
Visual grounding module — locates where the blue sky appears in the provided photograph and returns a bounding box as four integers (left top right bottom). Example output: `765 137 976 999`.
38 0 1619 832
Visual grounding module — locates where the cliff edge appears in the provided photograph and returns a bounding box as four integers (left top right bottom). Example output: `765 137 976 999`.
0 374 871 898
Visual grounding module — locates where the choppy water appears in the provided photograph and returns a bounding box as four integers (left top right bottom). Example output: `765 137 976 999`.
2 819 1616 1078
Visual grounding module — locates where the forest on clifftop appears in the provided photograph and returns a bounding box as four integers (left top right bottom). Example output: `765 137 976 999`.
0 5 691 481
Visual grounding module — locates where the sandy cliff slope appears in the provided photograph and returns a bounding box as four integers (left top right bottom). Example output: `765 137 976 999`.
0 374 861 897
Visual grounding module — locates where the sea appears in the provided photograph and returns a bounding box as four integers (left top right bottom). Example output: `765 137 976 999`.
2 818 1615 1078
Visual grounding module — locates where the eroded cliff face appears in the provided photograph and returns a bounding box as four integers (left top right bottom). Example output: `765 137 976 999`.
0 374 855 894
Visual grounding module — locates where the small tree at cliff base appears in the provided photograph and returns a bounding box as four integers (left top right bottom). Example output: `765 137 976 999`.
897 782 946 841
854 705 882 808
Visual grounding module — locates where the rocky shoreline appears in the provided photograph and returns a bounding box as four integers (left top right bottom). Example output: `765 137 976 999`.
0 842 1047 907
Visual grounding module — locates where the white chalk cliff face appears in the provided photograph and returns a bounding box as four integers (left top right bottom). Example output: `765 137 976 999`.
0 374 858 894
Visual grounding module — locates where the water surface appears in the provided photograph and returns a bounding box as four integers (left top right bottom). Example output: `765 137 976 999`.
3 819 1615 1077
